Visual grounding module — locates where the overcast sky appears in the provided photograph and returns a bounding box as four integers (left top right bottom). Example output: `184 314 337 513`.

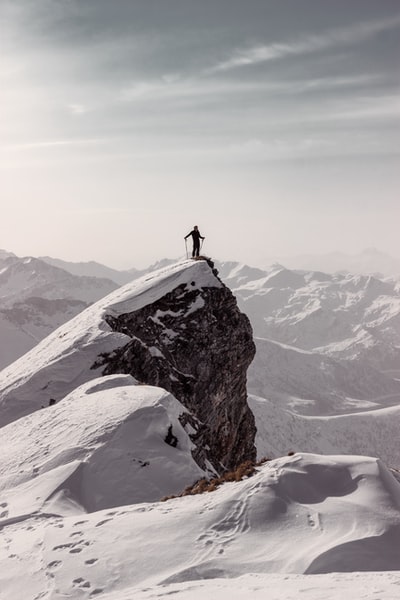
1 0 399 268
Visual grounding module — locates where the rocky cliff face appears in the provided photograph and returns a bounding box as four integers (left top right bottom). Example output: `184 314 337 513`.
93 259 256 471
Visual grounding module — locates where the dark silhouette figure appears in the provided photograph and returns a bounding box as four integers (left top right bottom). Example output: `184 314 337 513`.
184 225 205 258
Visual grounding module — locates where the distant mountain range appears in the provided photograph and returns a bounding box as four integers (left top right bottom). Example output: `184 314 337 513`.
39 255 177 285
0 253 119 368
1 249 400 384
270 248 400 277
39 255 139 286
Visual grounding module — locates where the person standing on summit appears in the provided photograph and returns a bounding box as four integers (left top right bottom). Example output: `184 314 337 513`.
184 225 205 258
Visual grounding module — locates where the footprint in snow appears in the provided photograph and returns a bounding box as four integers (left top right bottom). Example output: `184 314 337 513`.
0 509 9 518
95 519 111 527
73 578 91 589
53 543 75 550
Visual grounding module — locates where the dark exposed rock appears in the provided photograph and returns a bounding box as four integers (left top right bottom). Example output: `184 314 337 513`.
93 260 256 472
165 425 179 448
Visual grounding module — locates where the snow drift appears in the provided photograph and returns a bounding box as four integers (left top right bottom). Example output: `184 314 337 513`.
0 375 205 513
1 453 400 599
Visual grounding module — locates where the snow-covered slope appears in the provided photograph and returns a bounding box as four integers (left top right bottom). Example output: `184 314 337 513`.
0 259 221 427
0 375 204 511
1 452 400 599
2 253 400 599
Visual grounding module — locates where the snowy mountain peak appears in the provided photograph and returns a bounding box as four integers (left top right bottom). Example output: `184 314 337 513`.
0 258 256 472
0 248 16 262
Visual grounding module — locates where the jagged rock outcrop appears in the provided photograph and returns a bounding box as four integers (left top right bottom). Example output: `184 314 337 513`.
0 259 256 473
93 259 256 471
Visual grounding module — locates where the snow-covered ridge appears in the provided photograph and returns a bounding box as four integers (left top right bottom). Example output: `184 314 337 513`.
0 259 220 427
0 375 204 512
1 452 400 599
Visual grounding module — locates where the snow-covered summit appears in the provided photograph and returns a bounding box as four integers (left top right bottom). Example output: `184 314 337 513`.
0 259 221 427
0 248 17 262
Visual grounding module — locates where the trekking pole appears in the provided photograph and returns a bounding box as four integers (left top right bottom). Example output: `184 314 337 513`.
200 238 204 254
184 238 188 259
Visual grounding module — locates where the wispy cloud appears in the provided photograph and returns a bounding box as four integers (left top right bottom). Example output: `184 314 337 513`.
119 73 382 107
209 13 400 72
67 103 88 116
5 138 107 151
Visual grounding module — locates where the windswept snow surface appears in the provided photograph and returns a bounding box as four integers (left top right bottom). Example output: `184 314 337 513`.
1 453 400 599
0 375 205 513
0 259 220 427
90 573 400 599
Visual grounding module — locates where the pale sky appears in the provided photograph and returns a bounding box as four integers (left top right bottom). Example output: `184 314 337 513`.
1 0 399 269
